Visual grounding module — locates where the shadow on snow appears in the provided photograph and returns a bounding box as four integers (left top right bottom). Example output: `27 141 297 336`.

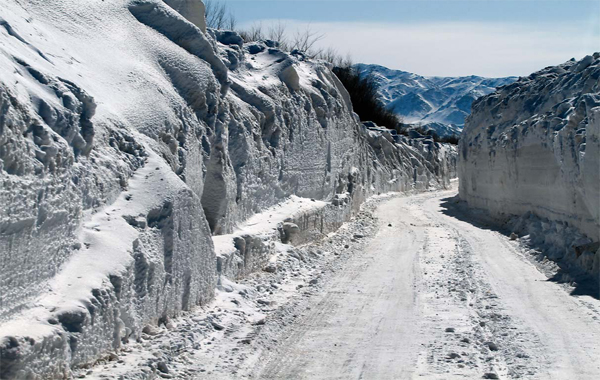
437 196 599 300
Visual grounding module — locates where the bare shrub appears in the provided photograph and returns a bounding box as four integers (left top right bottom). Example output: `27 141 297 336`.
239 22 264 42
205 0 236 30
267 21 289 50
316 48 352 68
290 26 324 57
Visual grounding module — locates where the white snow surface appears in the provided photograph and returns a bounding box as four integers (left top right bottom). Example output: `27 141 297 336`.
459 53 600 280
213 195 327 257
356 63 516 136
74 187 600 380
0 0 455 377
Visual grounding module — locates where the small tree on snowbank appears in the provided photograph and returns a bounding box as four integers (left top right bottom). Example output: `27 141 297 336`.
290 26 324 57
238 22 324 58
205 0 236 30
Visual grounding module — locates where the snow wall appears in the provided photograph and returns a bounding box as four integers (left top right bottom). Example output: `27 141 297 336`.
459 54 600 278
0 0 456 377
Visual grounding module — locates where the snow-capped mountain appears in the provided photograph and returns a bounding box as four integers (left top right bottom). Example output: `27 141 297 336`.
355 63 517 136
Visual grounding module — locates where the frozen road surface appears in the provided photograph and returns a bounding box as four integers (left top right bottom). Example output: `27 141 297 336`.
87 188 600 380
256 189 600 379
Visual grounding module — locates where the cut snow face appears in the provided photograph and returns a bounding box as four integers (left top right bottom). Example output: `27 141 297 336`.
355 63 517 137
458 52 600 281
0 0 456 377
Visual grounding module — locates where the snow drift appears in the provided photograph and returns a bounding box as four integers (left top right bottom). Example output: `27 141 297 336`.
0 0 455 377
459 53 600 279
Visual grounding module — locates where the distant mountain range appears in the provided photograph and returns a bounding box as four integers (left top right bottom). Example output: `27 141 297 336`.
355 64 517 136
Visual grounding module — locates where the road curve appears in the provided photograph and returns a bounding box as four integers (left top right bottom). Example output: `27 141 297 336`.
257 189 600 379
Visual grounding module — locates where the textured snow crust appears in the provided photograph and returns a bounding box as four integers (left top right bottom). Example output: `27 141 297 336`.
0 0 455 377
459 53 600 279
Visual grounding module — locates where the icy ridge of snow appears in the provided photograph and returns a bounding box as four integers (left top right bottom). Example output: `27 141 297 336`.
214 194 359 280
459 53 600 279
508 212 599 282
356 63 517 136
0 0 455 377
163 0 207 32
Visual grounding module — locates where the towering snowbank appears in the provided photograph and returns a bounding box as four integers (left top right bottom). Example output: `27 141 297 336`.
459 54 600 277
0 0 454 377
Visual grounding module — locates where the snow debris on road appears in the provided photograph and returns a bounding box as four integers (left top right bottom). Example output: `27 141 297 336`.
58 188 600 380
80 193 391 380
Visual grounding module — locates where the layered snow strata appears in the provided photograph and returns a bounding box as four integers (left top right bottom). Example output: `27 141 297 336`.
459 54 600 278
215 196 327 279
508 212 599 281
214 122 459 281
0 0 455 377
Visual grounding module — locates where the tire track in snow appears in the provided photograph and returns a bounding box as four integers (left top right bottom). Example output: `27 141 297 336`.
258 189 600 379
258 195 427 379
421 191 600 379
85 189 600 379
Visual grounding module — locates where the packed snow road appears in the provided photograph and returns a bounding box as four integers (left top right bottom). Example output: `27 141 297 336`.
85 187 600 380
254 188 600 380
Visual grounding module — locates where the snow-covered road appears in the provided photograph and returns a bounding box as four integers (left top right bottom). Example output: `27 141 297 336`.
255 189 600 379
85 187 600 380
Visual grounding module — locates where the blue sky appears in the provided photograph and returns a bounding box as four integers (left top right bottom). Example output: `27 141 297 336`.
221 0 600 77
227 0 599 24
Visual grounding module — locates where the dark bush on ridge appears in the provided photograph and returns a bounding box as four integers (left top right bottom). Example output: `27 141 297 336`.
206 4 458 145
332 66 400 130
